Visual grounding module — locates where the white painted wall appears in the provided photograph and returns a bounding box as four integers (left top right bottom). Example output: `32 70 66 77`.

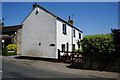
21 6 82 59
21 7 57 59
73 29 82 49
56 20 72 51
56 20 82 55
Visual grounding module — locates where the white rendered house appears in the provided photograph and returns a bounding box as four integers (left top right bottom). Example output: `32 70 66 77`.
19 3 83 59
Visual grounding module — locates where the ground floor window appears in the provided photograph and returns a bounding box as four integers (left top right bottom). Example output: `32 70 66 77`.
61 44 65 51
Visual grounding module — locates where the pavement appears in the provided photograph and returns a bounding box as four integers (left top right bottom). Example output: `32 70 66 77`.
2 55 120 79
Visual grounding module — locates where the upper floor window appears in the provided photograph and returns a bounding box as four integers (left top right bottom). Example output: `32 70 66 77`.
63 24 67 35
79 33 81 39
73 29 75 37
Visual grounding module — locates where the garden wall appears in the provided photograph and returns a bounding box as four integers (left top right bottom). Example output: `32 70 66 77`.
82 54 120 72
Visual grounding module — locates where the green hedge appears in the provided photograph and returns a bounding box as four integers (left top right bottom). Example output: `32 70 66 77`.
2 51 17 56
75 49 83 53
2 44 17 56
81 34 115 54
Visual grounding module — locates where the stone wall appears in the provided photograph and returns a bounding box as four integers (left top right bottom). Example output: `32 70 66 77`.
12 33 17 44
16 29 22 55
82 54 120 72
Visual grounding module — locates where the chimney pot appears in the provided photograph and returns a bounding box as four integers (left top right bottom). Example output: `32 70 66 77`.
68 16 73 25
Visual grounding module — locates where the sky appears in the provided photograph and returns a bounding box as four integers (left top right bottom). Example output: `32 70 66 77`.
2 2 118 36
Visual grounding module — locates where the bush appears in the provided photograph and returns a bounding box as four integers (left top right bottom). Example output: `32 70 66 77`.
75 49 83 53
2 44 17 56
81 34 115 54
5 44 17 52
2 51 17 56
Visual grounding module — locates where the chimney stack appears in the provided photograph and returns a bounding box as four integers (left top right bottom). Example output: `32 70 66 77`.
33 3 39 10
68 16 73 25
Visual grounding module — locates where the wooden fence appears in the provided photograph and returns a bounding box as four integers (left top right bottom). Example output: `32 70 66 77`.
58 49 83 64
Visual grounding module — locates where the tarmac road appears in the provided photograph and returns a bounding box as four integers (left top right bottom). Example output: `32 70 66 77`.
2 56 118 80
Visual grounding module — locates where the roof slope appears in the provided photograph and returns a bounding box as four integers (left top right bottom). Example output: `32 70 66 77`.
2 25 22 33
23 3 83 33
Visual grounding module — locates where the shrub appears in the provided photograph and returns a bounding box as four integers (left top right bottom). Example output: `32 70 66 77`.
2 52 17 56
75 49 83 53
5 44 17 52
74 49 83 55
81 34 115 54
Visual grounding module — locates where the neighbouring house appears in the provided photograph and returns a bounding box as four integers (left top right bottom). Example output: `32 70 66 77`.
2 25 22 54
2 3 83 59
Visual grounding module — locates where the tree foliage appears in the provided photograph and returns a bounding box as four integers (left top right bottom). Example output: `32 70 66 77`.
81 34 115 54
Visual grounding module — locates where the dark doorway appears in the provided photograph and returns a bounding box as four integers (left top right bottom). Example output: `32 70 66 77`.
72 44 75 51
